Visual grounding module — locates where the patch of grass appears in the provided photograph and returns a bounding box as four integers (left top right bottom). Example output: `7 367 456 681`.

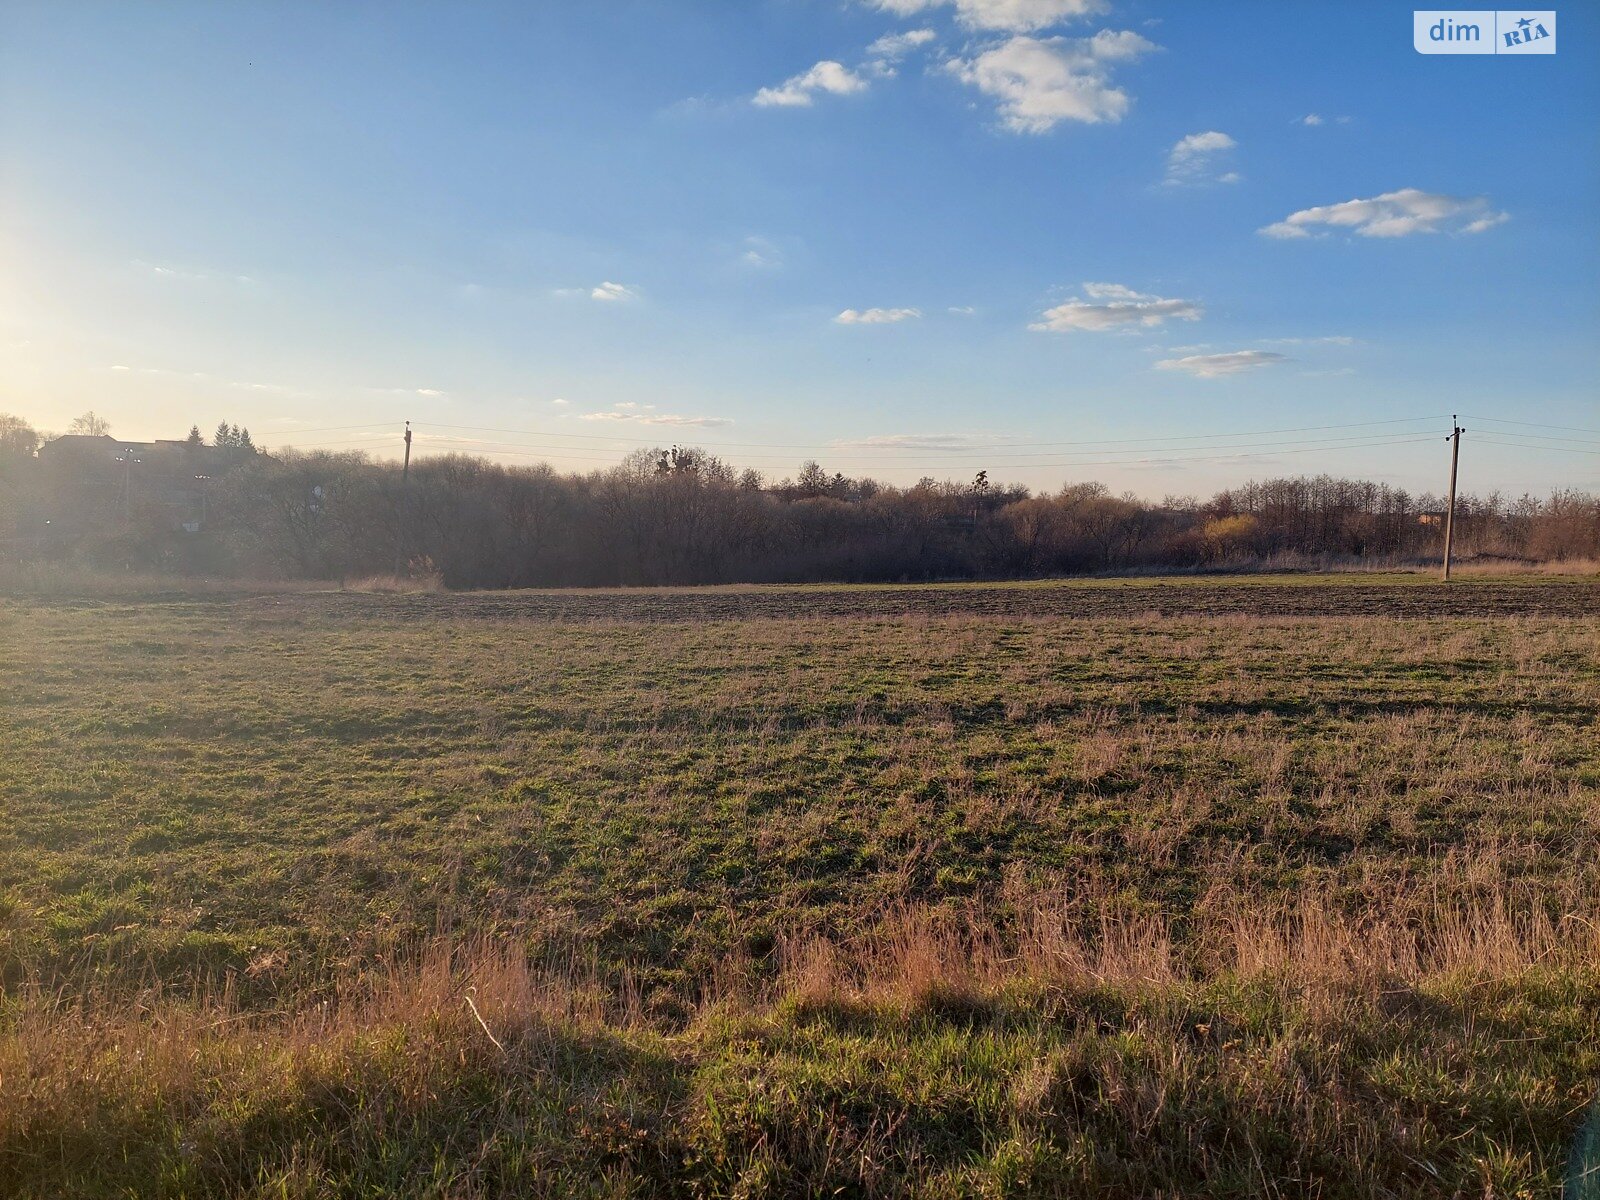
1 579 1597 1195
2 902 1596 1198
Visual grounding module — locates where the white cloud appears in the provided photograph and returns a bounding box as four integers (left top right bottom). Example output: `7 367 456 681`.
873 0 1107 33
1155 350 1287 378
1258 335 1356 346
1164 129 1237 185
835 307 922 324
134 259 257 285
738 235 783 269
948 305 976 314
868 28 937 57
1259 188 1508 239
579 408 732 427
753 60 869 107
551 398 570 406
1029 282 1202 332
1301 113 1324 126
590 281 639 301
1171 129 1234 156
835 432 1021 449
945 31 1157 132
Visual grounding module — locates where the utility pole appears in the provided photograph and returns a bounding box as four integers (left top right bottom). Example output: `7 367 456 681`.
1441 416 1464 581
393 421 413 576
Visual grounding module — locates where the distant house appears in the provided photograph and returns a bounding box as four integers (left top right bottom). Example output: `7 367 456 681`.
1417 511 1446 527
33 434 241 539
36 434 162 465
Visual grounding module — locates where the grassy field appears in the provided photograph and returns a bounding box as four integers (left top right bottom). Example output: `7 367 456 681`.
2 575 1599 1197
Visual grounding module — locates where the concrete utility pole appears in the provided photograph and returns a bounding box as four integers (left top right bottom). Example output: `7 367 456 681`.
1442 417 1464 581
393 421 413 576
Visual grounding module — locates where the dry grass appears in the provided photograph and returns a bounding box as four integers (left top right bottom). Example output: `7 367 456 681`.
0 562 318 597
1445 556 1600 577
340 571 446 594
2 584 1598 1195
3 888 1597 1198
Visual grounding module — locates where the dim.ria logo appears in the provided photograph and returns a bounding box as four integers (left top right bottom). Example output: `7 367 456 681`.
1413 10 1557 53
1500 13 1551 46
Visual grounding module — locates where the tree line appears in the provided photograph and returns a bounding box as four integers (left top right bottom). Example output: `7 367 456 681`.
1 413 1595 586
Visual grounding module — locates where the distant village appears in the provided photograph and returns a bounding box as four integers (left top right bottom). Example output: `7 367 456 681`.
1 410 1593 586
0 416 262 557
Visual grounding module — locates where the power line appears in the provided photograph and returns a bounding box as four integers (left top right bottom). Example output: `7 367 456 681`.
486 432 1441 465
1462 414 1600 436
396 433 1443 471
278 431 1446 469
1475 437 1600 456
1453 430 1600 447
254 421 394 436
322 428 1450 467
408 413 1447 453
270 435 404 448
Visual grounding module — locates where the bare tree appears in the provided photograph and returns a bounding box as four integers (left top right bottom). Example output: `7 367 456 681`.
68 411 112 437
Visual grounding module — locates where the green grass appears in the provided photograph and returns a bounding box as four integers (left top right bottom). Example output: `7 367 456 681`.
1 577 1598 1197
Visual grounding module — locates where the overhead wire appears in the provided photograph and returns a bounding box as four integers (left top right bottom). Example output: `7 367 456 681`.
392 433 1445 471
407 413 1448 453
1462 414 1600 437
253 422 395 436
280 431 1443 462
325 428 1447 465
1474 437 1600 456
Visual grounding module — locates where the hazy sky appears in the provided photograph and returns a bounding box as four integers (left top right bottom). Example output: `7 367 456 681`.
2 1 1596 496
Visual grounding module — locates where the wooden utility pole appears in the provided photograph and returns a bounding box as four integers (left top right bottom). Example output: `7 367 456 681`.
393 421 413 576
1442 417 1464 581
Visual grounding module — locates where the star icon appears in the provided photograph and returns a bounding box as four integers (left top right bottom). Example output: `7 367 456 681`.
1516 16 1533 29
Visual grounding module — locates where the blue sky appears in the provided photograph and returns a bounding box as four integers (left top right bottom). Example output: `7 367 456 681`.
1 0 1596 495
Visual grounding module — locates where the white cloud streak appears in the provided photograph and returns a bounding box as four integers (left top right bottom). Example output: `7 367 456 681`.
944 31 1157 132
1164 130 1237 185
1155 350 1287 378
738 236 783 269
1030 283 1202 332
107 363 308 396
835 307 922 324
1259 188 1508 239
753 60 869 107
867 28 938 57
579 408 733 427
835 432 1023 450
872 0 1107 32
133 260 257 285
